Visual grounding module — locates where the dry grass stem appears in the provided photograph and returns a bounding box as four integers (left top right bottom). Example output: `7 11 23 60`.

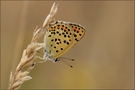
9 3 58 90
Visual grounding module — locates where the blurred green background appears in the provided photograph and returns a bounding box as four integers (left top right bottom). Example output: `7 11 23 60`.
1 1 134 89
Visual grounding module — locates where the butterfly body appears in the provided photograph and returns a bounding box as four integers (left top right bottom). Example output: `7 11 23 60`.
44 21 85 61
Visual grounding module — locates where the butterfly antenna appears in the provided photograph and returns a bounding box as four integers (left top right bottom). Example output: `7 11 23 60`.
59 57 74 61
60 59 73 68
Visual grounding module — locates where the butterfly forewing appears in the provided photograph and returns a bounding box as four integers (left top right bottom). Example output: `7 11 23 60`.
68 22 85 46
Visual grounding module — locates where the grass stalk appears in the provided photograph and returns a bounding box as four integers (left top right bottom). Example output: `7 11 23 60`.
9 3 58 90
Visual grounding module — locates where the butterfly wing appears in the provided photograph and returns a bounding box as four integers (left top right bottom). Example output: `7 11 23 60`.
67 22 86 50
44 21 85 59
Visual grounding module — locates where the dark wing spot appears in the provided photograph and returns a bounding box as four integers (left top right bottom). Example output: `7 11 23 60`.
61 28 63 30
68 29 70 31
63 40 66 43
62 32 65 35
68 35 70 38
62 25 64 27
56 31 59 34
61 48 63 50
51 32 54 34
69 39 71 41
48 35 51 37
67 42 69 45
59 34 61 36
64 30 66 32
65 27 68 29
55 38 57 41
66 32 68 34
70 33 72 35
64 35 66 37
77 31 79 33
55 21 58 24
51 39 54 42
54 32 56 34
58 39 60 41
51 44 53 46
54 46 56 48
75 38 78 41
74 34 77 37
56 42 59 45
56 50 59 53
79 34 82 36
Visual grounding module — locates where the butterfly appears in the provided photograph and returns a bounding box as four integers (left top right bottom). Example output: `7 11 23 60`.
43 21 85 63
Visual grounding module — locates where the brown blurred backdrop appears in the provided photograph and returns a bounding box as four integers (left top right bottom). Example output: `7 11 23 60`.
1 1 134 89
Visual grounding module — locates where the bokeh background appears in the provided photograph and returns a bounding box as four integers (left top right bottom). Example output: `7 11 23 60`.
1 1 134 89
